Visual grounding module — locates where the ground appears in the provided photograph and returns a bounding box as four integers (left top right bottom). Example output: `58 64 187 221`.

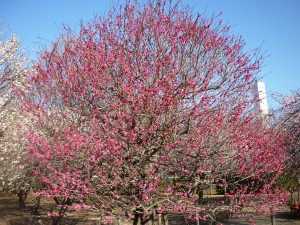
0 192 103 225
1 192 300 225
0 192 201 225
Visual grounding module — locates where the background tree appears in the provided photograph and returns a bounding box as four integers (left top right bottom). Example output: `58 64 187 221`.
21 1 287 224
281 90 300 171
0 26 31 209
276 90 300 202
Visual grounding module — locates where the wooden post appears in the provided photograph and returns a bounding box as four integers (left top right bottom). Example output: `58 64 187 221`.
195 201 199 225
196 212 200 225
271 214 276 225
270 206 276 225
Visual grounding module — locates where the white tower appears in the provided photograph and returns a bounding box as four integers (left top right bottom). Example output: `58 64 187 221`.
253 80 269 116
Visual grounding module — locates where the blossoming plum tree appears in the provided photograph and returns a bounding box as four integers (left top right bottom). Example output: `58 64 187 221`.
21 1 287 224
0 28 30 208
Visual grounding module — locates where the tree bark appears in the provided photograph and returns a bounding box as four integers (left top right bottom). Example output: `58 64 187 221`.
51 205 68 225
162 213 168 225
158 214 162 225
198 190 204 204
133 214 142 225
17 190 27 209
290 191 294 202
33 196 41 215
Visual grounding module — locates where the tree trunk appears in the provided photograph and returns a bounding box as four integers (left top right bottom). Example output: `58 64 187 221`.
51 205 68 225
133 214 142 225
162 214 168 225
158 214 162 225
51 216 60 225
151 210 155 225
196 212 200 225
198 190 204 204
133 212 167 225
17 190 27 209
33 196 41 215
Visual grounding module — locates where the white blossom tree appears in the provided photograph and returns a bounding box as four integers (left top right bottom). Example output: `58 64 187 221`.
283 91 300 167
0 27 30 208
274 90 300 201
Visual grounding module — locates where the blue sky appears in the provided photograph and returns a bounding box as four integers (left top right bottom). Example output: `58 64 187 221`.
1 0 300 108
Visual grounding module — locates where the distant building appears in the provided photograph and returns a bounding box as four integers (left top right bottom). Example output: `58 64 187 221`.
253 80 269 120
